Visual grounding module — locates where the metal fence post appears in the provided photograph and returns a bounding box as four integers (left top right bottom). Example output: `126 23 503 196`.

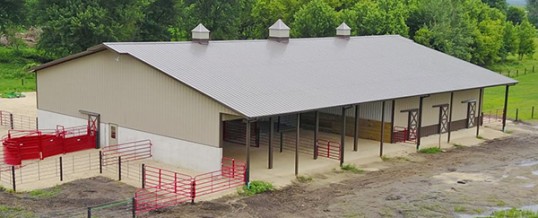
99 151 103 174
174 173 177 193
11 166 16 192
532 106 535 119
141 164 145 188
191 179 196 204
516 69 519 77
132 197 136 218
87 207 91 218
118 156 122 181
516 108 519 121
60 156 63 181
279 132 283 153
9 113 14 129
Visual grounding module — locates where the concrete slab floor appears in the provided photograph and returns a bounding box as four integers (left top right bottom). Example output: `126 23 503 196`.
223 121 512 188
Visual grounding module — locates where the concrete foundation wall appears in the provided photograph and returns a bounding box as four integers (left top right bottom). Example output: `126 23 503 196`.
118 126 222 172
38 109 221 172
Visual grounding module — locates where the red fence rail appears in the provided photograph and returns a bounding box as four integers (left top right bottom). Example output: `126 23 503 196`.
194 158 245 198
2 125 96 165
135 158 246 215
315 139 341 160
392 126 408 143
102 140 152 166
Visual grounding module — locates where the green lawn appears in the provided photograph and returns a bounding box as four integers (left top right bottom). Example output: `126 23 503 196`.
483 73 538 120
0 46 37 94
0 61 36 93
482 38 538 121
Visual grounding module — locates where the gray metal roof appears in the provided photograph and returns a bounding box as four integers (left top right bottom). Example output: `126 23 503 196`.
43 35 518 118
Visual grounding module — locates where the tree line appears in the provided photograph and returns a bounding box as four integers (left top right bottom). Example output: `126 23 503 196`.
0 0 537 66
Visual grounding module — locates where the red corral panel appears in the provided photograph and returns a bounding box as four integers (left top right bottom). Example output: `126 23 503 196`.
2 125 96 166
41 135 64 159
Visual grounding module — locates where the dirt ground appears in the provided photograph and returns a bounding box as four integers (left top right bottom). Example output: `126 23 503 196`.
142 123 538 218
0 176 135 217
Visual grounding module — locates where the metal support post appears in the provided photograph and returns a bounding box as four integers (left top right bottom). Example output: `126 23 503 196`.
245 120 251 185
340 107 347 166
448 92 454 143
353 105 359 151
314 111 319 159
60 156 63 181
380 101 386 157
118 156 122 181
295 113 300 175
268 117 273 169
502 85 510 132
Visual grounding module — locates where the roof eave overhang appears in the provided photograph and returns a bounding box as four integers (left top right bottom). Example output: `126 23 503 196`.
31 44 109 72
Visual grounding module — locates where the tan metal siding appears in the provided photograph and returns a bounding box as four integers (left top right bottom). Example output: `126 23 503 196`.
393 97 419 128
37 50 238 147
421 93 451 126
452 89 480 121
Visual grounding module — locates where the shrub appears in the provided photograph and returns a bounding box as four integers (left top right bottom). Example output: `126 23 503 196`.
490 208 538 218
296 175 313 183
340 164 364 174
28 186 61 199
239 180 274 196
418 147 442 154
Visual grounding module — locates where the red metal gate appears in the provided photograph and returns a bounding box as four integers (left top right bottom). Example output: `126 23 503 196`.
2 125 97 165
315 139 341 160
134 158 246 215
101 140 152 166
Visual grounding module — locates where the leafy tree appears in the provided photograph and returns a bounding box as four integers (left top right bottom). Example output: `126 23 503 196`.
466 1 506 65
183 0 245 40
250 0 305 39
135 0 182 41
507 6 527 24
291 0 338 37
349 0 409 37
528 0 538 27
481 0 508 11
36 0 144 58
517 19 537 59
409 0 474 61
500 22 520 61
0 0 25 34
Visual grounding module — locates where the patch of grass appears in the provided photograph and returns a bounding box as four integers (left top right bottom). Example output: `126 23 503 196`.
489 208 538 218
453 143 465 149
340 164 364 174
239 180 274 196
473 208 484 214
28 185 61 199
476 135 485 140
296 175 313 183
382 156 410 162
0 205 34 217
418 147 442 154
454 206 467 212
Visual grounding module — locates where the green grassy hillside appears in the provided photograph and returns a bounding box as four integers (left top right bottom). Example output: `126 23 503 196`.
0 46 40 94
483 39 538 121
